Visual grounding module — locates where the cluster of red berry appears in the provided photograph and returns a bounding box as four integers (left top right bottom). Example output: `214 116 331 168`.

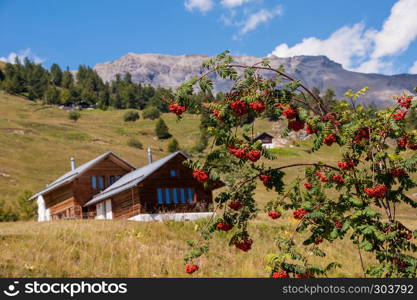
314 237 324 244
212 109 223 121
323 134 337 146
192 169 209 184
230 100 248 116
390 168 406 177
306 124 318 135
169 104 186 116
216 222 233 232
272 270 289 278
259 174 271 186
295 273 312 278
268 211 281 219
397 136 408 148
234 239 253 252
364 184 388 198
337 160 356 170
249 102 265 113
332 175 344 184
228 145 261 162
228 201 243 211
315 171 328 182
304 182 313 190
335 221 343 229
185 264 199 274
397 95 413 109
282 107 298 119
392 110 407 121
293 208 308 220
288 119 305 132
353 127 370 144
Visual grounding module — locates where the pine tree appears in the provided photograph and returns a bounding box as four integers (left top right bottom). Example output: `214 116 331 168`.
43 85 60 104
61 68 74 89
50 63 63 86
155 118 171 139
167 138 180 152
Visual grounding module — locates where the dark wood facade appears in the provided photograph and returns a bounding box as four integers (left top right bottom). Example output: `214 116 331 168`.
43 155 134 220
95 154 214 220
253 132 274 144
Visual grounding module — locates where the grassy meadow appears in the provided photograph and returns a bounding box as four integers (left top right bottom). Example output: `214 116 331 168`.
0 92 416 277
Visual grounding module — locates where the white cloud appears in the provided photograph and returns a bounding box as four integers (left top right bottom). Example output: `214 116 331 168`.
220 0 252 8
269 0 417 74
0 48 45 64
236 6 283 37
270 23 375 70
184 0 214 13
409 61 417 74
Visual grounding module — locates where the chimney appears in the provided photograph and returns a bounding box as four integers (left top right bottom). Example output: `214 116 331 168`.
147 147 153 164
70 157 76 170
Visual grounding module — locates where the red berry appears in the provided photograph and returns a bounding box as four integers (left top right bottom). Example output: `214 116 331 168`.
392 110 407 121
397 96 412 109
216 222 233 232
293 208 308 220
335 221 343 229
306 124 318 135
249 102 265 113
185 264 199 274
288 120 305 132
228 201 243 211
332 175 344 184
296 273 312 278
390 168 406 177
314 237 324 244
337 160 356 170
263 90 269 96
304 182 313 190
246 150 261 162
230 100 248 116
272 270 289 278
282 107 298 120
234 239 253 252
364 185 388 198
353 127 370 144
397 136 408 148
169 104 186 116
212 109 223 121
259 174 271 186
323 134 337 146
192 169 209 184
408 144 417 150
268 211 281 220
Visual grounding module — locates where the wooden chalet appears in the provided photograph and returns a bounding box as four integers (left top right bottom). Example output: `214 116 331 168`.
30 150 219 222
252 132 274 149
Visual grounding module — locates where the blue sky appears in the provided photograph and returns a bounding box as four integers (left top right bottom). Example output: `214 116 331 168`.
1 0 416 74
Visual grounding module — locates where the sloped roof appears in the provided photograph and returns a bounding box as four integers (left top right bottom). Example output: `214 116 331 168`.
29 151 136 201
84 151 189 207
252 132 274 141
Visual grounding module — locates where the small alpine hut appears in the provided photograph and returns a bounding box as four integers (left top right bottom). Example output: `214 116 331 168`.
252 132 274 149
30 150 221 222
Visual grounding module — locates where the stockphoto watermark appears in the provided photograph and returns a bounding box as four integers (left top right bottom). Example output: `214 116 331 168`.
2 280 128 297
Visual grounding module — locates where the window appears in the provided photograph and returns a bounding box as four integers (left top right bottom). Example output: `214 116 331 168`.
91 176 97 190
109 176 116 185
170 170 177 177
156 188 195 204
98 176 105 190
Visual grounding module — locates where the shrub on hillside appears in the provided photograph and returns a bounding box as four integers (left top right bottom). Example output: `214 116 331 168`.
167 138 180 153
142 106 160 120
127 137 143 149
17 190 36 221
123 110 140 122
68 111 81 122
155 118 171 139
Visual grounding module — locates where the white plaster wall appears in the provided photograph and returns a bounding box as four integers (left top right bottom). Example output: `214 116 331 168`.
37 195 46 222
128 212 215 222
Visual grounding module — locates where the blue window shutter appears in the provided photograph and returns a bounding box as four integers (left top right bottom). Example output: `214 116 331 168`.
173 188 178 204
187 188 194 204
165 188 171 204
99 176 105 189
170 170 177 177
157 188 163 204
180 188 186 203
